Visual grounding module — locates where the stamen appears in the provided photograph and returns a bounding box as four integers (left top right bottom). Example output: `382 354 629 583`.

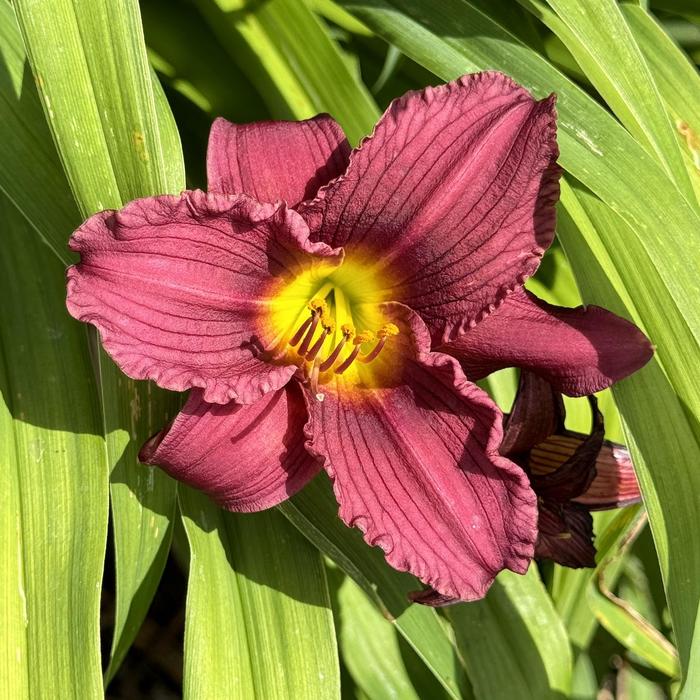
288 316 313 347
305 324 333 362
319 324 354 372
335 330 374 375
297 311 320 357
359 323 399 364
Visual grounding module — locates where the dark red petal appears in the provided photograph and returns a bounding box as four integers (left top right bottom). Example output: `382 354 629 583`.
535 502 596 568
140 383 321 511
501 371 564 456
67 190 341 404
207 115 351 205
529 397 604 502
575 442 642 510
304 319 537 601
408 588 460 607
302 71 559 340
442 288 653 397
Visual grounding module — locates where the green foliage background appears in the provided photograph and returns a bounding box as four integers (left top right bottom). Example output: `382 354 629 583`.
1 0 699 698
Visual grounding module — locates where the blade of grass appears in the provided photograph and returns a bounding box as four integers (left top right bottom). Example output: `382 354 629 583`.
180 489 341 699
622 4 700 191
0 4 77 264
0 194 108 698
338 575 444 700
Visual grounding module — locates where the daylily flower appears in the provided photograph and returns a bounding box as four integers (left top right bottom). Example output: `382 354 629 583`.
411 371 642 606
66 72 652 601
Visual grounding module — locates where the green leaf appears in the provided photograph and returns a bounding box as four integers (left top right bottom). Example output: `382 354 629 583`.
556 181 700 694
280 477 470 700
11 0 187 680
0 3 78 264
13 0 184 215
586 512 679 678
449 565 572 699
519 0 695 203
195 0 379 143
338 576 430 700
0 194 108 698
622 4 700 191
179 489 340 699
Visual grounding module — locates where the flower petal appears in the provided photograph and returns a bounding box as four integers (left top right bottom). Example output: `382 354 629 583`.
302 71 559 340
304 310 537 601
529 397 604 502
574 442 641 510
67 190 341 404
501 371 564 456
207 115 351 205
535 502 596 568
442 288 653 397
140 382 321 511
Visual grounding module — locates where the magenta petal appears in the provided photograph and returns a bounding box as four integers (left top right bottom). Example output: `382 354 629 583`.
207 115 351 205
140 383 321 511
302 72 559 339
443 288 653 397
575 442 641 510
67 190 341 404
304 351 537 601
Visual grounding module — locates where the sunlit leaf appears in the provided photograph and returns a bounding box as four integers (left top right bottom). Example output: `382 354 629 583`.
180 489 340 699
0 194 108 698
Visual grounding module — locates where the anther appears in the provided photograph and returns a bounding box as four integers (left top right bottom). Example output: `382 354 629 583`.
335 330 374 375
359 323 399 364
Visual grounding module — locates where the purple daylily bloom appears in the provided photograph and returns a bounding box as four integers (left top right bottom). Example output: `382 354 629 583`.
66 72 652 602
412 371 642 606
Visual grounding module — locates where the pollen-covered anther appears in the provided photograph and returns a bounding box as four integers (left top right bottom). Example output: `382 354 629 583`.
296 300 328 356
359 323 400 364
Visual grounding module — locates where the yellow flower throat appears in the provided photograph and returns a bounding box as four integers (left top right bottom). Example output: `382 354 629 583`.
262 257 400 396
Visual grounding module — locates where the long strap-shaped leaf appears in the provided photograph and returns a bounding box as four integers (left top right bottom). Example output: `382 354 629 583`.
622 4 700 193
195 0 380 144
10 0 185 681
557 182 700 695
180 489 341 699
0 195 109 698
520 0 695 206
448 566 572 700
